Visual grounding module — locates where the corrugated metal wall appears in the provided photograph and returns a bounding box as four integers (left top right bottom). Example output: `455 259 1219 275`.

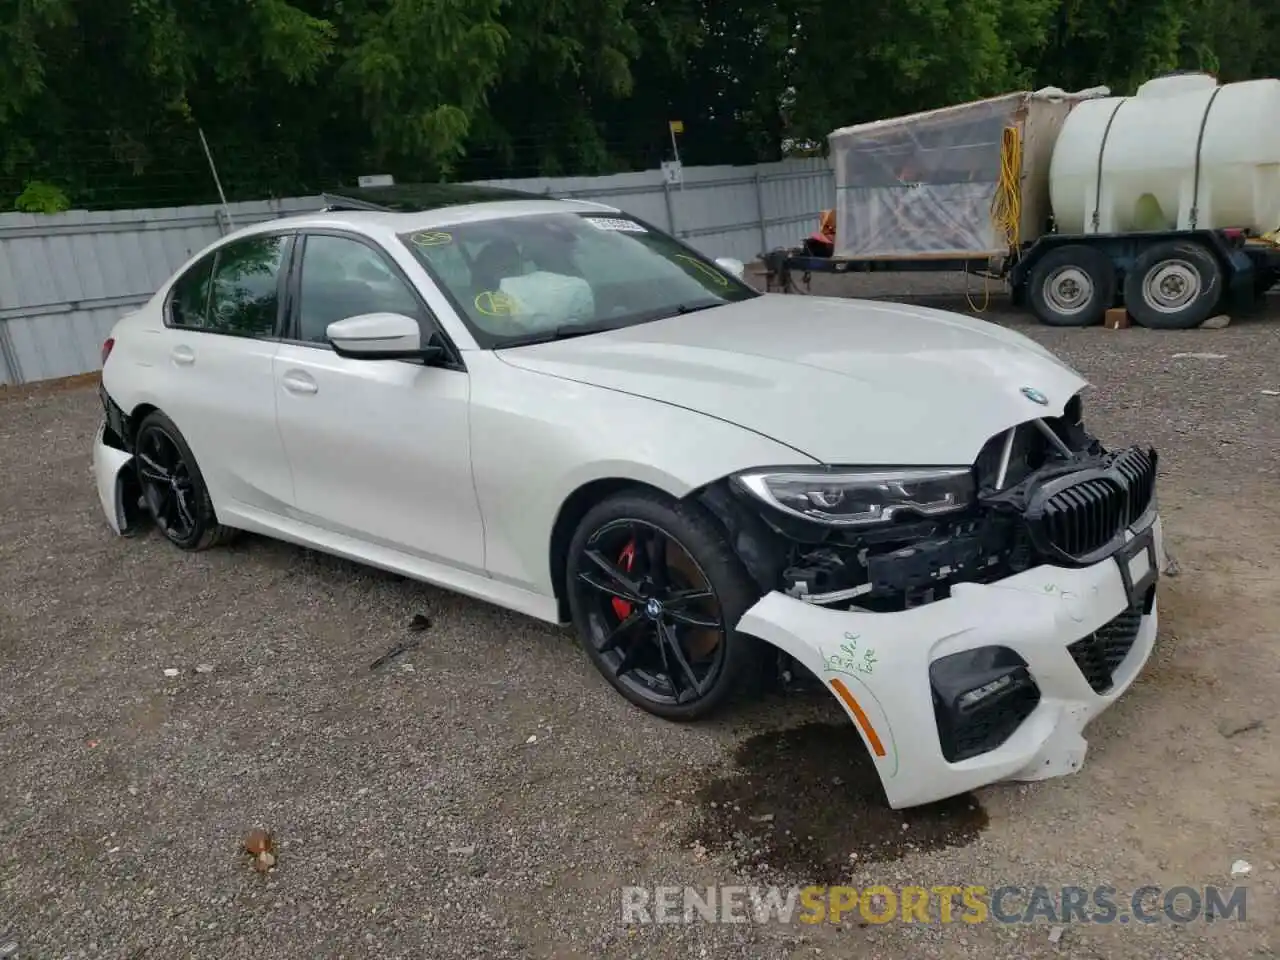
0 157 832 386
475 156 834 263
0 197 324 386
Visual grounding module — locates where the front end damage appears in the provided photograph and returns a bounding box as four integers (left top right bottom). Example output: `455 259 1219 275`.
93 386 146 536
698 395 1165 809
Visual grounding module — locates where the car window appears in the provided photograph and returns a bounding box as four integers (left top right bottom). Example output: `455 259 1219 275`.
169 254 216 328
297 235 423 344
205 235 289 337
568 235 672 285
398 213 757 348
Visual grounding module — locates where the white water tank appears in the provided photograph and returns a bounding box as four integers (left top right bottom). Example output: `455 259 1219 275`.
1049 73 1280 235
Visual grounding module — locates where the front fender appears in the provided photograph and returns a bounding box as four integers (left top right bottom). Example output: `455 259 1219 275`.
467 354 817 595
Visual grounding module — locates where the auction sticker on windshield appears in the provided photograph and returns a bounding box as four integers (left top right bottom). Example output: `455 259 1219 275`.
410 231 453 247
584 217 647 233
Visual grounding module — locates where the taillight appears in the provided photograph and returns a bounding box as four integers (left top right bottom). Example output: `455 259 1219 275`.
101 337 115 365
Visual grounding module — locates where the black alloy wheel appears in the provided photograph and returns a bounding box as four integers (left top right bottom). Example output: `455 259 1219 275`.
567 491 764 720
134 410 235 551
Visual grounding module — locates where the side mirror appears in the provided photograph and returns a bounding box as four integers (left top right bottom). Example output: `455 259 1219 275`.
326 313 442 362
715 257 746 280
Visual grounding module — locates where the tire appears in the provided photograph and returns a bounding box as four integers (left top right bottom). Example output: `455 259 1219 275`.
1027 245 1116 327
1124 240 1222 330
134 410 236 551
565 488 765 721
1254 265 1278 298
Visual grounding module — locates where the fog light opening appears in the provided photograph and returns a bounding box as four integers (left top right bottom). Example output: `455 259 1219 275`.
930 646 1041 763
957 674 1015 711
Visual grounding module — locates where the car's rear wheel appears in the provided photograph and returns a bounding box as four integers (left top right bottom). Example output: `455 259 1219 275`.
134 411 235 551
566 490 764 720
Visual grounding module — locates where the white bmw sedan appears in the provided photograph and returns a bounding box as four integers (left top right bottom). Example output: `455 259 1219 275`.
94 184 1165 809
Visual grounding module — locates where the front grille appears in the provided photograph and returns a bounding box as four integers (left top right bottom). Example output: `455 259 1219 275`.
936 682 1041 763
1114 446 1157 525
1042 477 1128 558
1031 446 1159 563
1067 600 1145 694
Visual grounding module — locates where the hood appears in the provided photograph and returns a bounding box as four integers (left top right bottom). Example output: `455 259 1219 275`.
496 294 1088 465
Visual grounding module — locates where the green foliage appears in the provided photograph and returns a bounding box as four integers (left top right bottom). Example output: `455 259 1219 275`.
15 180 70 213
0 0 1277 209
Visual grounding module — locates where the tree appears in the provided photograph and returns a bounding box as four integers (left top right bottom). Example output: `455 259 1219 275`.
2 0 1279 210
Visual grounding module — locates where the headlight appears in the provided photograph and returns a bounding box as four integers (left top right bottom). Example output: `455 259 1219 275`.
733 467 975 527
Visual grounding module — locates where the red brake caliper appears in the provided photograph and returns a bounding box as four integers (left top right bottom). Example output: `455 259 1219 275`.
611 540 637 620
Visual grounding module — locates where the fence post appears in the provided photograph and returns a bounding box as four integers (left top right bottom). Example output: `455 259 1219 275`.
662 179 678 237
754 171 768 256
0 319 21 386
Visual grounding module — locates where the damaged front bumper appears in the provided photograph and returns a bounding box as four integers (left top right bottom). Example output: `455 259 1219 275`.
738 512 1165 809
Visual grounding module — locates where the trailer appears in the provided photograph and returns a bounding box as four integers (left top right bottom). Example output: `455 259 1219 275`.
764 229 1280 328
764 78 1280 328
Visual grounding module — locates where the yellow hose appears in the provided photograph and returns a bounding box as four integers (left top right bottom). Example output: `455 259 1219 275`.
969 125 1023 314
991 125 1023 251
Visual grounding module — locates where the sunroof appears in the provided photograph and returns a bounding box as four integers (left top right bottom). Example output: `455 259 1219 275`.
321 182 544 213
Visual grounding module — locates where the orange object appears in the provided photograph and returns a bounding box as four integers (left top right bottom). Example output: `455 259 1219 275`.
243 829 274 856
1104 307 1131 329
818 209 836 239
828 677 887 758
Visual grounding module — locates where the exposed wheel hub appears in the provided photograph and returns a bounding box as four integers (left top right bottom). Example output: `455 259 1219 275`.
1044 266 1094 315
1144 259 1199 313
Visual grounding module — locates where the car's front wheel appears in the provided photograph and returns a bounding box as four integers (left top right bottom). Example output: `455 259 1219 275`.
566 490 765 720
134 410 235 551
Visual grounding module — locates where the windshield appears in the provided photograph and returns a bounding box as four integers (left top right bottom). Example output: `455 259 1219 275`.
397 212 758 347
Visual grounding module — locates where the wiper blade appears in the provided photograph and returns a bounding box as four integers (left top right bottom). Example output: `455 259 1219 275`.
494 321 619 348
671 302 721 315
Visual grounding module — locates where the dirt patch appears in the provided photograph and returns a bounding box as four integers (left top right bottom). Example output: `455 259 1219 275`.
684 722 988 884
0 370 100 401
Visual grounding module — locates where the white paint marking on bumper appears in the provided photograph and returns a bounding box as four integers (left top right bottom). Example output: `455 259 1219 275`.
93 421 135 535
737 516 1166 810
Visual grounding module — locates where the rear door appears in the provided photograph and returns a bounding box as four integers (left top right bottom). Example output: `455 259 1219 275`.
157 232 296 514
271 230 486 572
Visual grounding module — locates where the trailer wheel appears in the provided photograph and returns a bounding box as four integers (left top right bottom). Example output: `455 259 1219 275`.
1124 241 1222 330
1028 246 1115 327
1253 264 1278 298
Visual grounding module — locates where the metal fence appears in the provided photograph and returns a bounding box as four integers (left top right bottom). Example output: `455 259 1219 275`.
0 157 832 386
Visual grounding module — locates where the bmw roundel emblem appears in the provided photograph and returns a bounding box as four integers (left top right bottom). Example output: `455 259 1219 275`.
1021 386 1049 406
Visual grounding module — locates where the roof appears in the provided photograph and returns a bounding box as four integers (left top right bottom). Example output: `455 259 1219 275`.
220 194 623 247
320 182 546 213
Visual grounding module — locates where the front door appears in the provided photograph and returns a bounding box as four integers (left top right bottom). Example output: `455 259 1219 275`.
272 231 485 573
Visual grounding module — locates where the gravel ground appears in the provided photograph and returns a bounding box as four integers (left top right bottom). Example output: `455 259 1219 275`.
2 279 1279 959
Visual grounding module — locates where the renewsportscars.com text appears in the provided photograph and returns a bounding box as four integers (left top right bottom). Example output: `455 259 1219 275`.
620 884 1248 926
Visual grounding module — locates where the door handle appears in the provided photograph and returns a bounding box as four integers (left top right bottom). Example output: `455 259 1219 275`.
171 346 195 366
281 370 318 395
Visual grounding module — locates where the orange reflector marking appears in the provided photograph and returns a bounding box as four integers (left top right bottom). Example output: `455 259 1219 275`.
829 677 887 758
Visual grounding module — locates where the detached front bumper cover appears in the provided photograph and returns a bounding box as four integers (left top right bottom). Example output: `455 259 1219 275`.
738 514 1165 809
